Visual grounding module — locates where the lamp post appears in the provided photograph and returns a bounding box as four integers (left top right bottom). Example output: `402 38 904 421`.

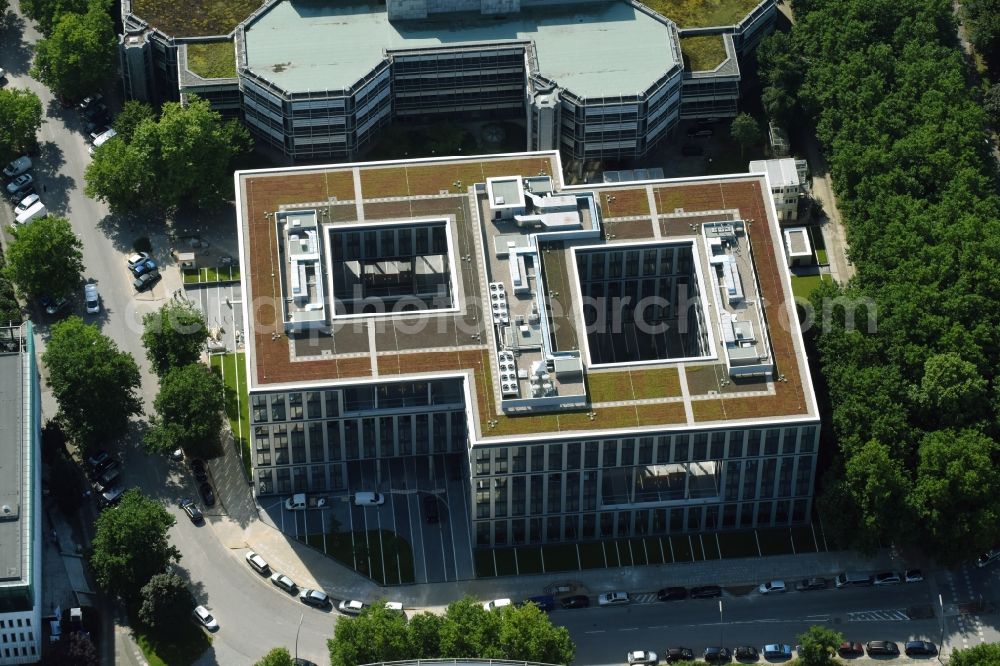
719 600 724 647
295 611 304 662
938 594 945 662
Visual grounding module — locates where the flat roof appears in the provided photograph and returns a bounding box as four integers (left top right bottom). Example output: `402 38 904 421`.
0 339 25 584
749 158 800 188
235 152 819 442
243 1 676 97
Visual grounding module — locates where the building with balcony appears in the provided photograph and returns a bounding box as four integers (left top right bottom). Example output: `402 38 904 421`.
235 151 820 549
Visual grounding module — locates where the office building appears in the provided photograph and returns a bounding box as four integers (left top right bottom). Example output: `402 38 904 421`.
235 151 820 548
749 158 808 222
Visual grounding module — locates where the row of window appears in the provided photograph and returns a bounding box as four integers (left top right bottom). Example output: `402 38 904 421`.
474 498 811 546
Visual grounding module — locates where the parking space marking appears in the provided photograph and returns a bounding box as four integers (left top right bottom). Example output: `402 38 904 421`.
845 610 910 621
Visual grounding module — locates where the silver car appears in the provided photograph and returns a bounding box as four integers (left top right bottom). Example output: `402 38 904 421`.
84 283 100 314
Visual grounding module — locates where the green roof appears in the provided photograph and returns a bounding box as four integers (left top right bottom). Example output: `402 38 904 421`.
131 0 264 37
641 0 762 28
187 41 237 79
243 2 677 98
680 34 728 71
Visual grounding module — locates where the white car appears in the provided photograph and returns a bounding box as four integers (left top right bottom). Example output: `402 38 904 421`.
759 580 786 594
338 599 366 615
385 601 405 615
353 491 385 506
627 650 658 665
14 193 39 214
270 572 297 593
482 598 512 611
598 591 630 606
84 283 100 314
192 605 218 631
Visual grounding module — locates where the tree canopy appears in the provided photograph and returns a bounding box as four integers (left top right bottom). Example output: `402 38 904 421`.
0 87 43 159
254 648 295 666
759 0 1000 563
147 364 225 458
729 112 761 158
42 317 143 449
137 572 193 629
142 300 208 376
4 216 84 300
85 96 252 213
90 489 180 600
950 643 1000 666
796 625 843 666
30 0 116 100
329 598 575 666
18 0 95 35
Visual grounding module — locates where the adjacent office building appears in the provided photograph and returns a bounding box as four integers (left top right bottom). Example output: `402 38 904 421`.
235 151 820 548
119 0 777 162
0 324 42 664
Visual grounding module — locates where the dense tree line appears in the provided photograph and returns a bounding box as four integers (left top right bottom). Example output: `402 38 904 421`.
759 0 1000 562
963 0 1000 75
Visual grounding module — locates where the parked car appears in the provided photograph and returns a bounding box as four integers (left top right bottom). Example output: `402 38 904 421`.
82 102 108 122
14 193 39 215
560 595 589 609
300 588 331 608
523 595 555 612
423 494 440 523
10 187 36 206
904 568 924 583
190 458 208 482
77 93 104 113
192 605 218 631
6 173 33 196
41 295 69 315
627 651 657 665
2 156 31 178
795 577 828 591
86 450 112 470
690 585 722 599
762 644 793 659
245 550 270 575
133 270 161 292
866 641 899 656
101 485 125 506
703 647 731 663
338 599 366 615
127 251 151 270
94 464 121 492
482 598 512 611
976 549 1000 568
874 572 901 585
657 586 687 601
271 573 297 594
838 642 864 658
180 498 203 523
353 491 385 506
734 646 758 661
84 283 100 314
904 641 936 656
758 580 786 594
598 591 630 606
131 258 158 277
199 482 215 507
664 647 695 662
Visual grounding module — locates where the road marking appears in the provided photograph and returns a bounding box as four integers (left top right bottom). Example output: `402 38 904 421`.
584 630 606 634
618 627 639 632
846 610 910 622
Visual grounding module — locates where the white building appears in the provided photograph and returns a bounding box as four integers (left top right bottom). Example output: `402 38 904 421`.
749 158 807 222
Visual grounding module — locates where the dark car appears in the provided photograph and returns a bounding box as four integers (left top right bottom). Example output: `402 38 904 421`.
199 482 216 507
90 457 119 479
190 459 208 483
664 647 694 662
11 187 36 206
299 589 331 608
77 93 104 113
86 450 112 470
133 270 161 292
689 585 722 599
681 144 704 156
82 102 108 122
795 577 828 591
904 641 936 656
704 647 731 663
423 494 440 523
657 586 687 601
866 641 899 656
94 463 121 492
560 595 589 609
838 642 864 658
734 646 758 661
523 595 556 612
131 258 158 277
180 498 204 523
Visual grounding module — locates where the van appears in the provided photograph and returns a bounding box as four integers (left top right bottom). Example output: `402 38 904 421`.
88 128 117 156
15 201 47 225
835 572 874 588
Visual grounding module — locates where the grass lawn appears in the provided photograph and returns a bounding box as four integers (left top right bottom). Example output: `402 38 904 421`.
134 623 211 666
541 543 578 572
642 0 761 28
210 352 250 478
790 274 831 300
757 528 795 557
517 547 544 574
809 226 829 264
187 41 237 79
680 35 728 71
183 266 241 284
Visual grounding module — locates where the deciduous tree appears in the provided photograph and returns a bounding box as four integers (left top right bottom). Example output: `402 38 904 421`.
90 489 180 600
254 648 294 666
83 135 157 214
949 643 1000 666
42 317 142 449
797 625 843 666
141 301 208 376
146 364 225 458
18 0 95 34
329 603 412 666
114 100 156 144
4 216 83 300
0 87 43 156
31 1 116 100
729 113 760 159
137 572 193 629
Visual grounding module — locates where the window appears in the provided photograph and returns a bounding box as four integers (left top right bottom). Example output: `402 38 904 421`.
272 426 289 464
306 391 322 419
362 418 376 458
271 395 286 421
288 392 303 419
290 424 305 463
512 477 526 515
252 395 268 423
512 446 526 473
711 432 726 459
692 433 708 460
674 435 690 462
531 445 544 471
548 443 563 471
325 391 340 417
800 426 817 452
475 449 490 476
494 449 508 474
530 475 543 513
494 478 508 517
585 441 599 468
655 436 670 463
746 429 761 456
764 429 780 455
567 442 581 469
742 459 758 499
565 472 580 511
476 480 491 519
602 440 617 467
638 438 653 464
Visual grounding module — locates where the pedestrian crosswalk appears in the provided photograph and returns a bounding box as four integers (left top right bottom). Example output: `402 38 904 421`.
846 609 910 621
632 593 659 604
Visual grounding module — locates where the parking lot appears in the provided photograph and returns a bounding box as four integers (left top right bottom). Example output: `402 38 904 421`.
263 452 475 585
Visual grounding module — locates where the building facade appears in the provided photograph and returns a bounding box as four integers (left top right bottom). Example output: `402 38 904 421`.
750 158 808 223
0 324 42 665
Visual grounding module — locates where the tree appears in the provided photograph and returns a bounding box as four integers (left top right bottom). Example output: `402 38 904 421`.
437 597 497 658
729 113 761 159
985 83 1000 127
42 317 142 449
146 364 225 458
949 643 1000 666
83 135 158 214
916 352 989 427
141 300 208 376
0 87 43 156
44 631 99 666
31 1 117 100
254 648 295 666
4 216 84 300
841 439 913 552
90 489 180 600
17 0 93 35
496 601 574 664
329 603 413 666
797 625 843 666
407 612 444 658
137 572 193 629
114 100 156 144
